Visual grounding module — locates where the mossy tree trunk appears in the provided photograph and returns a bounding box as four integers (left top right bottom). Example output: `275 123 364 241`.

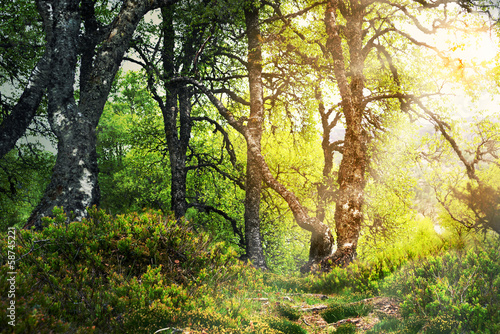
26 0 178 228
243 4 267 269
319 0 367 268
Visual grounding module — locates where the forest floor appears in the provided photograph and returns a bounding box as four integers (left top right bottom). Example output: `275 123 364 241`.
295 296 399 333
244 292 401 333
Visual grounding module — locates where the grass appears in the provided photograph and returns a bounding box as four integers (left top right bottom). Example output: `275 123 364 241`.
321 302 374 324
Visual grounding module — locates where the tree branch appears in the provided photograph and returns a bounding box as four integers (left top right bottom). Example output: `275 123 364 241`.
188 202 245 249
169 77 247 135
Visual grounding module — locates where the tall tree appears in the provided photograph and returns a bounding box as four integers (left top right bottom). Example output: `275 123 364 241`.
322 0 369 266
166 0 269 268
242 3 268 269
20 0 177 228
239 0 469 269
158 4 197 219
129 1 249 251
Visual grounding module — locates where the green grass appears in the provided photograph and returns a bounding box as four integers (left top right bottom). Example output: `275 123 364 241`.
321 302 374 323
276 303 301 321
333 323 357 334
268 318 308 334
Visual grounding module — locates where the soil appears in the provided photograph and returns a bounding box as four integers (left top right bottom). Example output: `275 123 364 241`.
294 296 401 333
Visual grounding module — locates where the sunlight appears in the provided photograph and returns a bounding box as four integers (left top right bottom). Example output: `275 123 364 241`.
433 27 499 67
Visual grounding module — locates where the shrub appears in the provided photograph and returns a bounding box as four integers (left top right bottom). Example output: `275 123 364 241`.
276 303 301 321
267 318 307 334
365 315 402 333
333 323 357 334
0 207 241 333
382 236 500 333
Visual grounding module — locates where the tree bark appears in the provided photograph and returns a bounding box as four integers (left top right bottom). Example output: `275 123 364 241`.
321 0 367 268
26 0 92 227
26 0 177 228
243 4 267 269
160 6 191 219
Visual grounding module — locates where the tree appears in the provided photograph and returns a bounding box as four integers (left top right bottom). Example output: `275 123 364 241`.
421 114 500 234
241 2 268 269
283 0 486 269
128 2 250 252
162 0 270 268
0 0 48 159
239 0 476 269
7 0 178 228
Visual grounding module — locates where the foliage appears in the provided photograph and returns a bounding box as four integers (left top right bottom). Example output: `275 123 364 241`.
267 318 307 334
260 130 325 273
383 236 500 333
0 145 54 230
361 113 420 248
359 217 447 272
0 0 43 91
276 302 301 321
365 315 402 333
98 70 247 251
98 71 170 214
2 0 500 332
2 208 500 332
321 301 373 324
263 217 452 299
418 114 500 234
0 208 249 333
332 323 357 334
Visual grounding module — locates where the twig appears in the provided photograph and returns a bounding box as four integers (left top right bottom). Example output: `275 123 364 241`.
153 328 183 334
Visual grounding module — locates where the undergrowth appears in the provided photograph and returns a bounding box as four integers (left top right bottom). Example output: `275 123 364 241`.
1 207 499 333
382 235 500 333
0 208 277 333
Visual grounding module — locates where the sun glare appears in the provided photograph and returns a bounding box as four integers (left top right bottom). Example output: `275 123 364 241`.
433 28 499 66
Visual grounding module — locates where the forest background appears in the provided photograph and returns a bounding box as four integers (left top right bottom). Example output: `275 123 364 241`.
1 0 500 333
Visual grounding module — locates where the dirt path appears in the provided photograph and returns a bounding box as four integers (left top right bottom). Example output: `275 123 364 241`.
291 295 401 333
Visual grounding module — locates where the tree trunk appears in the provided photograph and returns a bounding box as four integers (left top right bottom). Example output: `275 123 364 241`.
243 4 267 269
173 89 191 219
26 0 91 227
158 5 195 220
321 0 367 268
163 85 191 219
162 7 187 219
26 0 177 228
0 53 50 160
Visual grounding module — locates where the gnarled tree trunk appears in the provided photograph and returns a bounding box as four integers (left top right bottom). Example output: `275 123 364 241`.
26 0 177 228
320 0 367 268
26 0 93 227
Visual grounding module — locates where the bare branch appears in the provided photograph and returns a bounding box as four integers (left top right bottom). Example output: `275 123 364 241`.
169 77 247 135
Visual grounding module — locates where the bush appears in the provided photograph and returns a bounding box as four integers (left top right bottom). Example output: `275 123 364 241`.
267 318 307 334
365 315 402 333
276 303 301 321
382 236 500 333
0 207 242 333
333 323 357 334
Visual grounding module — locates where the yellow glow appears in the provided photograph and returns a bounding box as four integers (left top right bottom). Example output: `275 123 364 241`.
433 28 499 66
